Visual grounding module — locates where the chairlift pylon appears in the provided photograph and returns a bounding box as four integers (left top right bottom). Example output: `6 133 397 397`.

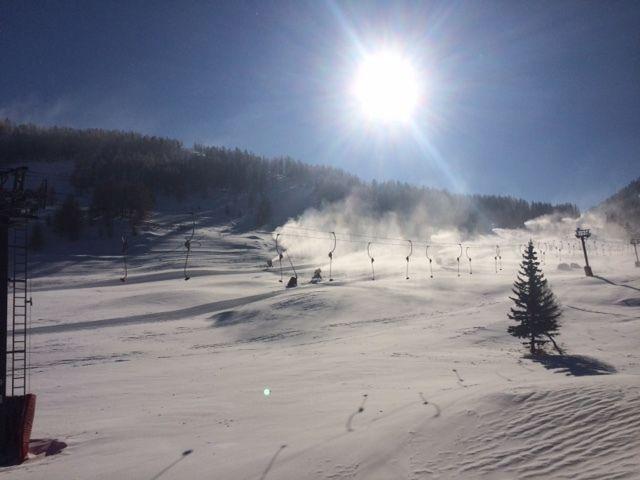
426 244 433 279
120 234 128 282
558 241 563 263
456 243 462 277
275 232 297 287
465 246 472 275
367 242 375 280
494 245 502 273
405 240 413 279
183 212 198 281
285 250 298 288
328 231 336 281
275 233 284 283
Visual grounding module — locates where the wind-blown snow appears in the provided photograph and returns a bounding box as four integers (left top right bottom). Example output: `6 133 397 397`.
3 213 639 479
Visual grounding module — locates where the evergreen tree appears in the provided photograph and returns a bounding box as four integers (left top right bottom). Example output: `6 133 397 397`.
256 195 271 226
53 195 84 241
0 120 583 236
29 223 45 251
508 240 562 355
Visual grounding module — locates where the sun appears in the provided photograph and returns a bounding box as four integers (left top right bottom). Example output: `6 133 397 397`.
352 51 421 123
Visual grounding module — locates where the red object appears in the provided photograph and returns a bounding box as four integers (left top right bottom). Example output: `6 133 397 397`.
0 394 36 465
20 394 37 461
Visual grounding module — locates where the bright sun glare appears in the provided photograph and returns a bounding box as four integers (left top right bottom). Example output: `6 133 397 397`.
352 51 420 123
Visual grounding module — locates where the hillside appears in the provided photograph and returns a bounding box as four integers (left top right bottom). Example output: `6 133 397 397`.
2 214 639 479
596 177 640 234
0 120 579 239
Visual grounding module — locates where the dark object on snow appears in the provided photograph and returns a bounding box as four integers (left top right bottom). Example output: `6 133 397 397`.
286 276 298 288
630 238 640 267
0 394 36 466
508 240 562 356
29 438 67 457
528 353 615 376
311 268 322 284
266 259 273 268
149 448 194 480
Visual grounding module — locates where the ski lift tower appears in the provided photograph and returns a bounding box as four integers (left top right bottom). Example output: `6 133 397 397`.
0 167 46 466
575 228 593 277
631 237 640 267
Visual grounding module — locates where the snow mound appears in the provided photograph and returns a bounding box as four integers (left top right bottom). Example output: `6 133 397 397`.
427 382 640 479
618 297 640 307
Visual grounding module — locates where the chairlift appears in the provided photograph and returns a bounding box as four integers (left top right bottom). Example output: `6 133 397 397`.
183 212 199 281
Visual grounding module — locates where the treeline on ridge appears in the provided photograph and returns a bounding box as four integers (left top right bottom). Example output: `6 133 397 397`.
597 177 640 234
0 119 579 241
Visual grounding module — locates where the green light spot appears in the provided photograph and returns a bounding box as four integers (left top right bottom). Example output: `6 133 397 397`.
263 388 271 397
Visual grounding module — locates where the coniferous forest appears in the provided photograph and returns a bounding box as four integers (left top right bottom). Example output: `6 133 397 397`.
0 119 581 238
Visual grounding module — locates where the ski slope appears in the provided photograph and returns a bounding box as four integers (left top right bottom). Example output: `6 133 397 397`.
2 215 639 480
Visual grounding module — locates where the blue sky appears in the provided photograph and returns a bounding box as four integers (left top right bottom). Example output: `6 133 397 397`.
2 1 639 208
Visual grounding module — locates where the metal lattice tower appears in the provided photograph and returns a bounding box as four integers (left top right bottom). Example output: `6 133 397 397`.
8 222 29 396
575 228 593 277
0 167 46 402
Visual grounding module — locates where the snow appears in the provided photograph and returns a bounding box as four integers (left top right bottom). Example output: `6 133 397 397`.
2 216 640 479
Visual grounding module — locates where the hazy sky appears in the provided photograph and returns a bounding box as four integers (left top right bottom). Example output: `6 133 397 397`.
2 1 639 208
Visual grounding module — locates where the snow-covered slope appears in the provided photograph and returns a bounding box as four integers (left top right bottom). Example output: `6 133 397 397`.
2 215 639 479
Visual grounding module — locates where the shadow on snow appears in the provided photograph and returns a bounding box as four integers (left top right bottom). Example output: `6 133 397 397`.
528 353 617 376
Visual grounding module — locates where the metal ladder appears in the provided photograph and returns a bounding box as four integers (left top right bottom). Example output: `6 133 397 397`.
9 222 29 396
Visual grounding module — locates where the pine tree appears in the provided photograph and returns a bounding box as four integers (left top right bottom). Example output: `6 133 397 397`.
256 195 271 226
508 240 562 355
29 223 45 251
53 195 84 241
